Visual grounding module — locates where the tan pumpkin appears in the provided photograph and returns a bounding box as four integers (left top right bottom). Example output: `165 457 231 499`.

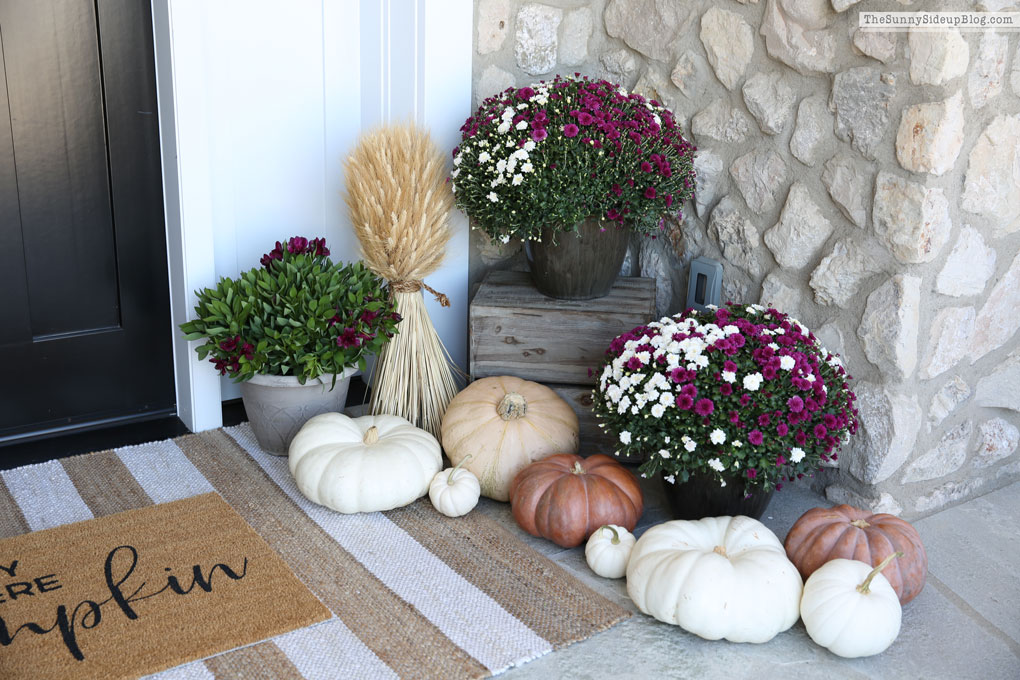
510 453 643 548
784 504 927 604
441 376 579 501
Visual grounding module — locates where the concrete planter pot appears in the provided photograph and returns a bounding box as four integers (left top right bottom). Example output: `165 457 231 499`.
239 367 358 456
524 218 630 300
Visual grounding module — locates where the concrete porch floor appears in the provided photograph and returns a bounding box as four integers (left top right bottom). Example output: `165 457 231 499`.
478 478 1020 679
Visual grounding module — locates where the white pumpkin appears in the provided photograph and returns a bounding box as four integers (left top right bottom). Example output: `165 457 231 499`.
626 516 803 643
429 456 481 517
800 554 903 658
585 525 636 579
440 376 579 501
289 412 441 514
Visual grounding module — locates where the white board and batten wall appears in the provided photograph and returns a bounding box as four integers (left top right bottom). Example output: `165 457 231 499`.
152 0 473 432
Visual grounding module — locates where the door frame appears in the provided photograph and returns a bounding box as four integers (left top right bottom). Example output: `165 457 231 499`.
150 0 473 433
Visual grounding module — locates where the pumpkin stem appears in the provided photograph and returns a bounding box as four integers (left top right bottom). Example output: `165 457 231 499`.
496 392 528 420
713 545 727 557
850 519 871 529
448 454 473 484
571 461 585 475
600 525 620 545
857 551 904 595
363 426 380 445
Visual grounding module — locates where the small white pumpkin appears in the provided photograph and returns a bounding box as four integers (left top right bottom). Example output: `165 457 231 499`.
429 456 481 517
626 516 803 643
585 525 636 579
800 553 903 658
289 412 441 514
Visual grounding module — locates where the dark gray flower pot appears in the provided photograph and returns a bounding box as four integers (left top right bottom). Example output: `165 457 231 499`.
525 218 630 300
239 367 357 455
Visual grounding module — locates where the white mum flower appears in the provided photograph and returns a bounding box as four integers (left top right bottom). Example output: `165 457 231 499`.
477 151 491 163
658 392 673 406
743 373 764 391
651 403 665 418
659 449 670 459
502 107 515 120
710 429 726 445
719 479 727 487
684 439 697 452
511 174 524 186
515 120 528 130
521 162 534 173
665 475 676 484
791 447 805 463
722 371 736 383
733 440 742 448
513 148 529 160
500 234 510 244
523 140 536 151
780 355 796 371
606 385 623 403
723 325 739 335
664 436 671 443
496 159 507 173
708 457 724 472
487 192 499 203
497 121 511 134
453 155 462 166
805 373 816 383
619 430 632 445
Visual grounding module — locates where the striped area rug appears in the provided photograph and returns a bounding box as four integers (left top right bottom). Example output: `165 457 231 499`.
0 425 630 679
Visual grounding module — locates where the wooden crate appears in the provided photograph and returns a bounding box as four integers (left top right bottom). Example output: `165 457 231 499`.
548 383 614 453
469 270 657 385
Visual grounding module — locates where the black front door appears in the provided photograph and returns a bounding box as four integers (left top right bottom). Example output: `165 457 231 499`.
0 0 174 442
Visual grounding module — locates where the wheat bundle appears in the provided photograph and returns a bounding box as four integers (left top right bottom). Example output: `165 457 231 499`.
343 123 458 436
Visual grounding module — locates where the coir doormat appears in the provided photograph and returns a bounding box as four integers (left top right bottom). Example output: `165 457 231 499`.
0 492 330 679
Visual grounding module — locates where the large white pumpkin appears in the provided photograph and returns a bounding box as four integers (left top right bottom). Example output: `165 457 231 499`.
440 376 578 501
626 516 803 643
289 412 441 513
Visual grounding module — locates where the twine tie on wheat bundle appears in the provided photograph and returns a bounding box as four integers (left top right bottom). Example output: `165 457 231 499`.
389 280 450 307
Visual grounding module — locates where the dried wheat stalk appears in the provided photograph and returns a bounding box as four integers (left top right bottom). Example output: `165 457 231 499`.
343 123 458 436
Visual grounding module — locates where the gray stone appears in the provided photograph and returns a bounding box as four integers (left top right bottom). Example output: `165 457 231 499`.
764 183 834 270
813 321 844 358
845 382 922 485
936 226 996 298
852 29 896 64
969 32 1008 109
858 274 921 380
670 50 709 98
928 376 971 432
830 67 896 159
742 72 797 135
960 115 1020 237
759 271 803 316
708 196 761 277
975 0 1020 8
729 148 788 214
514 4 562 75
825 485 904 516
700 7 754 90
975 354 1020 412
760 0 837 74
920 307 976 380
915 478 983 514
873 171 952 264
604 0 689 62
558 8 593 66
639 237 674 317
971 251 1020 362
822 153 871 228
693 150 724 218
832 0 863 10
810 240 878 307
895 91 965 177
633 69 683 123
475 64 516 107
903 422 971 484
974 418 1020 468
691 98 751 144
908 28 969 85
600 49 638 84
790 96 832 167
1013 43 1020 95
477 0 511 55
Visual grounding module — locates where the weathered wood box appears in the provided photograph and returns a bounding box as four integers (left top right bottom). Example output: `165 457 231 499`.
469 271 657 385
469 270 656 455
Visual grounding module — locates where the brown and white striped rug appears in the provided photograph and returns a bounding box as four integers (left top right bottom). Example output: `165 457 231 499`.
0 425 630 679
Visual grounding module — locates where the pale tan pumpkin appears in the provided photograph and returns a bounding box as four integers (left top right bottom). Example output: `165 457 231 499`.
440 376 579 501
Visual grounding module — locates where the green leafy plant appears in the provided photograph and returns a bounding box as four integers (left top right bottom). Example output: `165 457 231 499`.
179 237 400 385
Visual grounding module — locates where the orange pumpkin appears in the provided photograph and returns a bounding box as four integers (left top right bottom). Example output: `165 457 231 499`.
784 504 927 604
510 453 643 548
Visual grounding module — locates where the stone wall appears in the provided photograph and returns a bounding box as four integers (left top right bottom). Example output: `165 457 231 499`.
468 0 1020 518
